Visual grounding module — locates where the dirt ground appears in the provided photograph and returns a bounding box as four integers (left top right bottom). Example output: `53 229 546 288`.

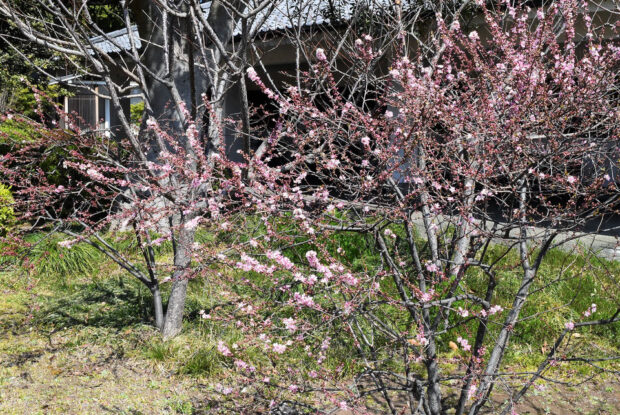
1 277 618 414
343 379 620 415
2 327 619 415
0 329 205 414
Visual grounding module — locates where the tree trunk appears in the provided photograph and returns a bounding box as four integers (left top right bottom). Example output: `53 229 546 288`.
150 283 164 330
467 269 536 415
162 278 189 338
127 0 245 339
162 227 195 339
425 334 442 414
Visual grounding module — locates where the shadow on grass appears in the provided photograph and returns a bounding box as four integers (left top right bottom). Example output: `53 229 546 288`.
35 277 155 331
1 349 46 368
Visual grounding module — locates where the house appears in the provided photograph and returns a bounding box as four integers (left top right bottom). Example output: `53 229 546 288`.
51 0 398 159
51 0 619 165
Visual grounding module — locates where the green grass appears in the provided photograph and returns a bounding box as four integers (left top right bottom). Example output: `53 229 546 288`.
0 225 618 413
466 243 619 350
7 227 620 359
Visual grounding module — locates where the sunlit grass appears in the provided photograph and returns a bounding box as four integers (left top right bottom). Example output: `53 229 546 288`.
0 224 617 413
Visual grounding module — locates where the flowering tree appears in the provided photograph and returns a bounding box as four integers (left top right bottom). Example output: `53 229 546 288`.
0 0 279 339
0 89 256 340
1 0 619 413
215 1 620 413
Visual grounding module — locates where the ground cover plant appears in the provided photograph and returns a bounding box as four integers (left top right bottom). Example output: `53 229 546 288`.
0 0 619 414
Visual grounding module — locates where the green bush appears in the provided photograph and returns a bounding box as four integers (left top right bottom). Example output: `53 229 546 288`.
130 101 144 125
0 119 41 145
8 82 63 121
0 184 14 235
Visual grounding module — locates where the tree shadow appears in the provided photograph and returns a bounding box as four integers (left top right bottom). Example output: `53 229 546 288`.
1 349 46 368
98 405 145 415
34 278 154 331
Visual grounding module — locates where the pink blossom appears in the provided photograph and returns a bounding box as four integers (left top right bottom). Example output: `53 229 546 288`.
57 239 77 249
316 48 327 62
566 175 577 184
583 303 597 317
306 250 320 268
184 216 201 230
272 343 287 354
341 273 359 286
361 136 370 146
416 332 429 346
457 307 469 317
294 292 315 308
246 67 260 82
343 301 354 315
282 317 297 332
86 167 105 181
457 336 472 352
325 157 340 169
234 360 249 370
266 250 294 270
488 305 504 315
565 321 575 330
236 253 259 272
467 383 478 400
217 341 233 357
419 289 435 303
384 228 396 239
475 188 494 201
151 236 167 246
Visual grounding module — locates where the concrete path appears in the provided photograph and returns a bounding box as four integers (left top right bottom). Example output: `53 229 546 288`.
409 212 620 262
